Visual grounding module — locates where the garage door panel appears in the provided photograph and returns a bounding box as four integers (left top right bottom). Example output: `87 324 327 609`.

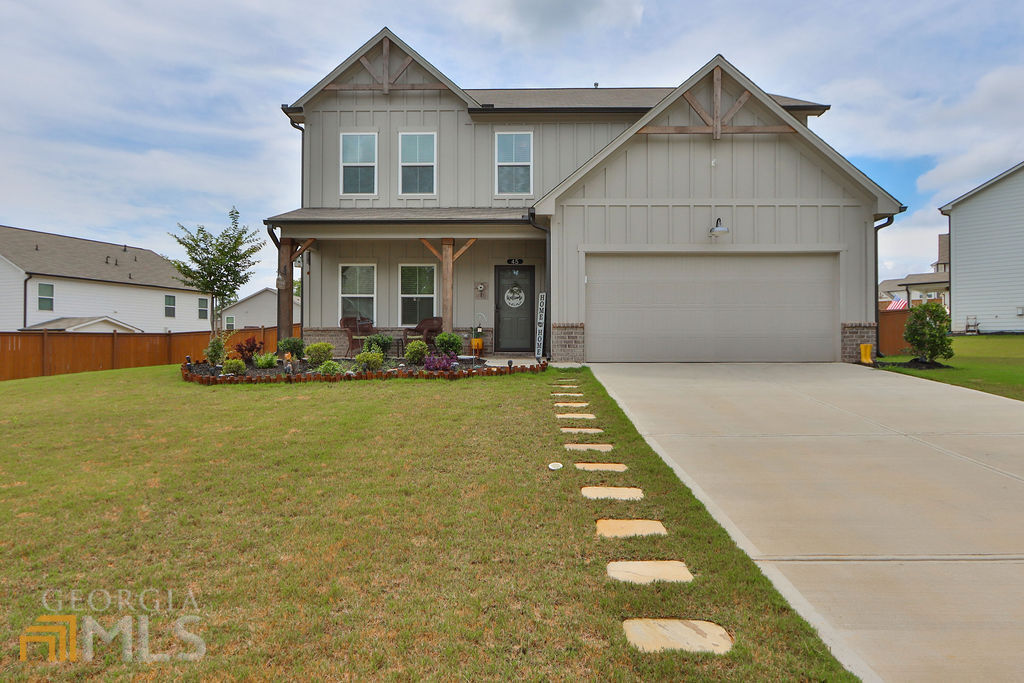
585 254 838 362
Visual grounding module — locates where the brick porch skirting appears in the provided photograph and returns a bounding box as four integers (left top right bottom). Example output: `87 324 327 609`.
841 322 877 363
551 323 584 362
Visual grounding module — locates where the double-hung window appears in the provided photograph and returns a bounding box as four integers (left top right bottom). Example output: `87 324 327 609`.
225 316 235 330
340 264 376 321
164 295 176 318
399 265 436 326
198 297 209 320
399 133 436 195
37 283 54 311
341 133 377 194
495 132 533 195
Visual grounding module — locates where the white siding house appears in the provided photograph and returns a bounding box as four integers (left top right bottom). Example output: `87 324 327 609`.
940 161 1024 333
220 287 300 330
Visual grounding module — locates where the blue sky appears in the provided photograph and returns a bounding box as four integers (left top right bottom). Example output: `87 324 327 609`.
2 0 1023 297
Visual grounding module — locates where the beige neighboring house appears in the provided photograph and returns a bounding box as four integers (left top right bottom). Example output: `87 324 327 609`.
220 287 300 330
0 224 209 333
265 28 903 362
940 160 1024 333
878 234 949 308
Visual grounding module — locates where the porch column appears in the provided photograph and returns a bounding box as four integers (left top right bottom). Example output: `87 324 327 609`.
441 238 454 332
276 236 294 347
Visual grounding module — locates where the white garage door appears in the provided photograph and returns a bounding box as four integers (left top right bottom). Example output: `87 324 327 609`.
585 253 838 362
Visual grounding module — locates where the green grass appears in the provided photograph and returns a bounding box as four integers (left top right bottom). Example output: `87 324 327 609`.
1 365 852 680
882 335 1024 401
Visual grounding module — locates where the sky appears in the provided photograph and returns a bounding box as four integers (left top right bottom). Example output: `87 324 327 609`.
2 0 1023 297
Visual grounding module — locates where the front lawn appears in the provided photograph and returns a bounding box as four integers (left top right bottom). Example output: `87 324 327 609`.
1 365 851 679
882 334 1024 401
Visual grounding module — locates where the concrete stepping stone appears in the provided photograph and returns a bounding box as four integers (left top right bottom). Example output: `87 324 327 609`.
565 443 613 452
582 486 643 500
575 462 628 472
554 402 589 408
561 427 604 434
556 413 596 420
551 392 584 397
596 519 667 537
607 560 693 584
622 619 732 654
551 383 579 387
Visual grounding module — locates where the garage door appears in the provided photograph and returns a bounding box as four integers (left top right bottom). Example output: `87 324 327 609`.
585 253 838 362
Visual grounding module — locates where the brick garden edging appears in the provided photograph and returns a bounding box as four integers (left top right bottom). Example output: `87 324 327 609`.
181 362 549 385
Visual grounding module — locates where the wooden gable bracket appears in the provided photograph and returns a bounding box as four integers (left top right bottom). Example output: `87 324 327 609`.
638 66 795 138
326 37 448 93
420 238 477 332
290 238 316 262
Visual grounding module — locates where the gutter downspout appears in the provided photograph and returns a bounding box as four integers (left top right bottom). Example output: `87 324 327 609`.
290 119 305 207
23 273 31 329
528 207 550 360
873 215 895 355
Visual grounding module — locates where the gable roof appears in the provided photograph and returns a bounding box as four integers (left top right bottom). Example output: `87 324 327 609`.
939 160 1024 214
533 54 903 220
289 27 480 111
23 316 144 333
0 224 199 291
220 287 300 313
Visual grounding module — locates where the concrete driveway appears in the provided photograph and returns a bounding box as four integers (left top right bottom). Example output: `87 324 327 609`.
591 363 1024 682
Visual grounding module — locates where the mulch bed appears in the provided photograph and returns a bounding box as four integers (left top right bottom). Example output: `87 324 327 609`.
875 358 952 370
181 359 546 385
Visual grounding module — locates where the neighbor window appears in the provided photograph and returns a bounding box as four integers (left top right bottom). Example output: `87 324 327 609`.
225 316 235 330
37 283 54 311
340 264 376 321
198 297 208 319
399 265 436 326
399 133 436 194
341 133 377 194
164 295 176 317
495 132 532 194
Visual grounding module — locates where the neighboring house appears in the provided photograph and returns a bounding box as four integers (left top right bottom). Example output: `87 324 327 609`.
264 28 902 362
877 233 950 309
940 160 1024 333
0 225 210 333
220 287 300 330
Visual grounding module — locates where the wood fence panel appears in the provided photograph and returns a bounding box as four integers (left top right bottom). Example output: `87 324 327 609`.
878 310 912 356
114 333 167 369
0 332 45 380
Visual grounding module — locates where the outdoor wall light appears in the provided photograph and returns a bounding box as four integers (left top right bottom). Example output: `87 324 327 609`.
709 218 729 238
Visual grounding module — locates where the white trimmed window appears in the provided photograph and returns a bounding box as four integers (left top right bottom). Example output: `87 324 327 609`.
399 133 436 195
164 295 176 318
340 264 376 321
341 133 377 194
399 265 436 326
495 132 533 195
37 283 54 311
225 316 235 330
198 297 209 320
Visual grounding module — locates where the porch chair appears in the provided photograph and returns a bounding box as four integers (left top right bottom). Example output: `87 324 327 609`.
403 316 443 351
965 316 980 335
340 315 379 354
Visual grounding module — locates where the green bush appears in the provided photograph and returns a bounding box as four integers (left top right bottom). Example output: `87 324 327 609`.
317 360 342 375
278 336 305 359
306 342 334 367
204 336 226 365
355 348 384 371
253 351 278 369
362 333 393 356
405 340 428 365
904 301 954 362
222 358 246 375
434 332 462 356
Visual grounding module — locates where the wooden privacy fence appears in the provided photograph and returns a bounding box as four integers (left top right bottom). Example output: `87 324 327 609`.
0 325 301 382
878 310 912 356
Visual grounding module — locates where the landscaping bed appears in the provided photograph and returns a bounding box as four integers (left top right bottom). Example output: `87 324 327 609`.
182 359 545 384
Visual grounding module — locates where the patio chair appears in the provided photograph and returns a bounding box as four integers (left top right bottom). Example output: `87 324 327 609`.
965 316 979 335
340 316 379 353
403 317 443 350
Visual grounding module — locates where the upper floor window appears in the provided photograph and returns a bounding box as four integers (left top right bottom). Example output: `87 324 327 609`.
495 132 532 195
399 133 436 195
198 297 209 319
225 315 235 331
38 283 54 311
341 133 377 194
164 295 176 318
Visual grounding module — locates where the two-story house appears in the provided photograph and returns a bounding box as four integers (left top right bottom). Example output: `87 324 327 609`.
265 28 903 362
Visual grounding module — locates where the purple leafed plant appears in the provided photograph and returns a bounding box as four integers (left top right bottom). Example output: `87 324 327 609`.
423 352 458 371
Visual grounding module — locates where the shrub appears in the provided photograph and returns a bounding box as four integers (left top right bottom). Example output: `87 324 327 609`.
233 336 263 362
434 332 462 356
306 342 334 367
278 336 305 359
904 301 954 362
253 351 278 369
222 358 246 375
355 348 384 371
317 359 342 375
362 333 393 356
424 351 457 371
204 336 226 365
405 340 428 365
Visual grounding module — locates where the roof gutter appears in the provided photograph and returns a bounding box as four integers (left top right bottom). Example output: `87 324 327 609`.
873 214 895 356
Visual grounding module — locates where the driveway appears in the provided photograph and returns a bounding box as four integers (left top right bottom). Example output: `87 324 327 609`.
591 363 1024 682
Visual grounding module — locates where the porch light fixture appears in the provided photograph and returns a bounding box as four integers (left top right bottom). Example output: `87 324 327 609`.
709 218 729 238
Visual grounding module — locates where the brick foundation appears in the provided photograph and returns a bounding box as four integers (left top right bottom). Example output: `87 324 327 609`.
551 323 584 362
841 322 877 363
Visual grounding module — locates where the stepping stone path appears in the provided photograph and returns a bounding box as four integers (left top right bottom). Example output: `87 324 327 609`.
551 392 584 397
561 427 603 434
554 402 589 408
565 443 613 452
622 619 733 654
575 462 628 472
582 486 643 501
596 519 667 537
607 560 693 584
556 413 596 420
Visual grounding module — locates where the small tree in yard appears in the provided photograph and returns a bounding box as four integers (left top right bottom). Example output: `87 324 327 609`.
904 301 954 363
168 208 263 334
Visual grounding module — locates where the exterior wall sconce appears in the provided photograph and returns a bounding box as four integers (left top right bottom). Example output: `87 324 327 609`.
709 218 729 239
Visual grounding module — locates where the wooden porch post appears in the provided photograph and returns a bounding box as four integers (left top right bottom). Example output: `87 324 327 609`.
277 237 294 349
441 238 454 332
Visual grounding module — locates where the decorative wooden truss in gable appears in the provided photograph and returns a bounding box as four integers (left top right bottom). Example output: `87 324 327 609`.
638 67 795 139
324 37 447 94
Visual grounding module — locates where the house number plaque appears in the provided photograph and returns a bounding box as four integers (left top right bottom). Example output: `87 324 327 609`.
506 258 524 265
